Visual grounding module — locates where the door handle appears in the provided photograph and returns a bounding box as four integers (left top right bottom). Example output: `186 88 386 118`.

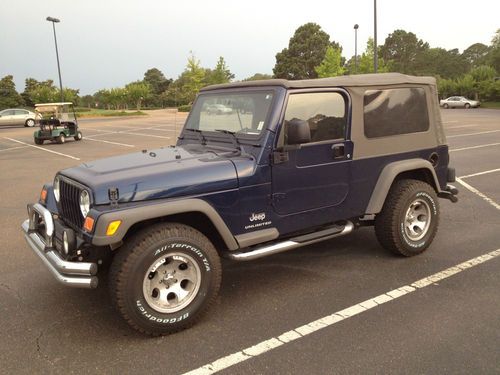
332 143 345 159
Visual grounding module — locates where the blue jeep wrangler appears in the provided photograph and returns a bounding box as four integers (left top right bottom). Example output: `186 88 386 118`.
22 73 458 335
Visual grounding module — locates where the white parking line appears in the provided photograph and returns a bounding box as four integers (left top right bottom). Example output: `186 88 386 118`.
447 124 478 129
84 137 135 147
455 168 500 211
0 145 29 152
449 143 500 152
183 249 500 375
459 168 500 179
442 120 459 124
447 130 500 138
124 132 171 139
456 178 500 210
3 137 80 160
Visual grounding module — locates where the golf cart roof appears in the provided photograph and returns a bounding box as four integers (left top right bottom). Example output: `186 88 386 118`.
35 102 74 107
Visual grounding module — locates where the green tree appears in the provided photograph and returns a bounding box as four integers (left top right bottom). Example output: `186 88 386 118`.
94 89 114 109
491 29 500 48
462 43 490 69
347 38 388 74
143 68 171 106
143 68 171 95
417 48 468 78
315 46 345 77
125 81 151 110
454 74 475 98
380 29 429 74
0 75 24 110
470 65 497 82
243 73 273 81
486 30 500 73
21 77 40 107
182 53 206 103
273 23 340 79
30 84 58 104
205 56 234 85
80 95 95 108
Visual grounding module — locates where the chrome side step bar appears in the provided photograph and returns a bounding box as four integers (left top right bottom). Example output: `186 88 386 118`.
227 221 354 261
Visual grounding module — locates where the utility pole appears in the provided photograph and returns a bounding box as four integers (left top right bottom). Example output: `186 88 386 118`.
354 24 359 73
46 16 64 102
373 0 378 73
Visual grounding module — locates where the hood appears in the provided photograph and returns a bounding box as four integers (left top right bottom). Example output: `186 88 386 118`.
61 145 239 204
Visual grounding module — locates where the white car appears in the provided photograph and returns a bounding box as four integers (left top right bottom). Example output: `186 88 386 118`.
0 108 37 127
440 96 480 109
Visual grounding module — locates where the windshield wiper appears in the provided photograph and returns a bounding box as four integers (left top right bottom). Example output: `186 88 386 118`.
183 128 207 145
215 129 241 151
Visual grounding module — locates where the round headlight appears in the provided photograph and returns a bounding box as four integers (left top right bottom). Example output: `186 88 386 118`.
79 190 90 218
53 176 60 202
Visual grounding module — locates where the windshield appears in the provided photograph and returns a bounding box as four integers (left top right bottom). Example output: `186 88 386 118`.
185 90 275 137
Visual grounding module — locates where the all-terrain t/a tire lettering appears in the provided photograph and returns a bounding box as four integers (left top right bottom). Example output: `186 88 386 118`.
109 223 221 336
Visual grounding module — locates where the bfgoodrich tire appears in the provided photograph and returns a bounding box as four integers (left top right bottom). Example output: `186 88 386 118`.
375 179 439 257
109 223 221 336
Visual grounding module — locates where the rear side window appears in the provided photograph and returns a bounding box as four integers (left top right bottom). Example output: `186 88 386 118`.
284 92 346 143
363 88 429 138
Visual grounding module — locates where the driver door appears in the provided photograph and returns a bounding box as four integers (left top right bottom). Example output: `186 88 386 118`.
271 90 352 216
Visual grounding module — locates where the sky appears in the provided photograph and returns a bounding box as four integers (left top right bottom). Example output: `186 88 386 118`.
1 0 499 95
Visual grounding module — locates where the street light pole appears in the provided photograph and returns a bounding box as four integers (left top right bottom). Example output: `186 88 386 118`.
354 24 359 74
46 16 64 103
373 0 378 73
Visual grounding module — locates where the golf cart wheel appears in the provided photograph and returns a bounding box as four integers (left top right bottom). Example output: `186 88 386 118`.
74 131 83 141
57 133 66 144
25 119 35 127
34 138 44 145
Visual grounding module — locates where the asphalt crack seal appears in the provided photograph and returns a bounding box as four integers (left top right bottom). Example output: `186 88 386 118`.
183 248 500 375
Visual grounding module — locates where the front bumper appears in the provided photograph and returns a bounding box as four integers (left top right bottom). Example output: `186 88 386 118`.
22 203 98 289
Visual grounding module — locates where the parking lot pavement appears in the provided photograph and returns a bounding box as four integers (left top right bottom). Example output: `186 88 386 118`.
0 109 499 374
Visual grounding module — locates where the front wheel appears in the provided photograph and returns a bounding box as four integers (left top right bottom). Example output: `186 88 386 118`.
25 119 35 127
443 103 449 109
34 138 44 145
375 179 439 257
109 223 222 336
464 103 471 109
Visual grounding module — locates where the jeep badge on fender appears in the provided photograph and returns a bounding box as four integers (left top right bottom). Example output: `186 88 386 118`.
21 73 458 336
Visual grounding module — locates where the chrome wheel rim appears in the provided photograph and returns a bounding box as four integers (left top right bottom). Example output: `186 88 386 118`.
27 119 35 127
142 252 201 313
404 198 431 241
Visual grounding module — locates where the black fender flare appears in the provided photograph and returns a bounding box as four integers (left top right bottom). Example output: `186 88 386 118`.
91 198 239 250
365 159 442 215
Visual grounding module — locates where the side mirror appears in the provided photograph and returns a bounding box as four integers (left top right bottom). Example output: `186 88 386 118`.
287 119 311 145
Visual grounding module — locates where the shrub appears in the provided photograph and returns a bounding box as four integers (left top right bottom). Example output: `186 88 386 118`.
178 105 191 112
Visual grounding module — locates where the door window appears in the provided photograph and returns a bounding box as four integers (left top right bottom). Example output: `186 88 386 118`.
284 92 347 143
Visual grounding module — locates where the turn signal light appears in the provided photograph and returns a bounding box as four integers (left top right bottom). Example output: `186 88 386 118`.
40 188 47 203
106 220 121 236
83 216 95 232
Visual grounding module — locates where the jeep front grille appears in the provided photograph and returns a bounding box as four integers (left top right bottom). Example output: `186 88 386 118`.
58 178 85 230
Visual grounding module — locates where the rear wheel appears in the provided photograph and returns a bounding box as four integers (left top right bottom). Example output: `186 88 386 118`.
109 223 222 336
375 179 439 257
57 133 66 144
74 131 82 141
